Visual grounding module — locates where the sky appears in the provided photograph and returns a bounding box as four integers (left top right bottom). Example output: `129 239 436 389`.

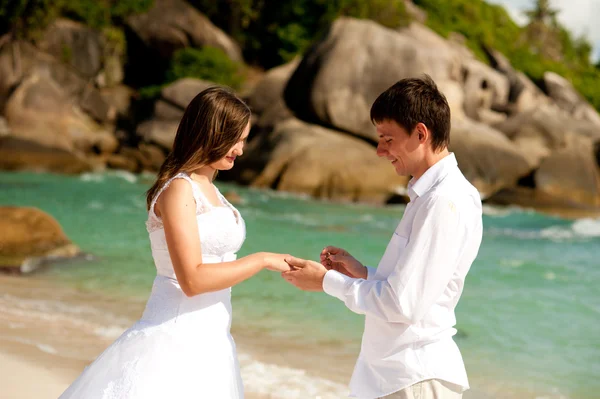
488 0 600 61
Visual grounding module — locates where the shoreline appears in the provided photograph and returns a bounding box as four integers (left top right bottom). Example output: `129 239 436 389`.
0 273 582 399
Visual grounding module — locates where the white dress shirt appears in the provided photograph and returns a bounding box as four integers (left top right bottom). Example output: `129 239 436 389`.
323 153 483 398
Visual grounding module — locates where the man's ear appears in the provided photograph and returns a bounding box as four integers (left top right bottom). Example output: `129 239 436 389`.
415 122 428 143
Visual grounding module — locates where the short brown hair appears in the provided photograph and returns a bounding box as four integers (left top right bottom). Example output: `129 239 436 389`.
146 86 251 209
370 75 451 152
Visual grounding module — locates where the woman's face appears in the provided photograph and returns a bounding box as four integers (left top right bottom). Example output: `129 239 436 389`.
210 121 251 171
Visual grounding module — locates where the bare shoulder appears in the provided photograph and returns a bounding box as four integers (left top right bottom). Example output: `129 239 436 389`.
156 178 195 216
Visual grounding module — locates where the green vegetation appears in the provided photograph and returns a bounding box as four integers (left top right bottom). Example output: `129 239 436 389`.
0 0 153 38
191 0 410 67
167 47 245 90
413 0 600 111
1 0 598 111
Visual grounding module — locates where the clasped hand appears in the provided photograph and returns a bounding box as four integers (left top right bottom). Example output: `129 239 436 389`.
281 246 366 291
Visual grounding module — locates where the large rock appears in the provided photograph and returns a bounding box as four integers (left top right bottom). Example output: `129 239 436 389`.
137 120 179 150
543 72 600 127
249 58 300 115
494 104 600 167
534 133 600 208
0 207 81 274
0 136 94 173
0 40 116 121
484 47 548 114
450 118 532 198
35 19 104 79
138 78 216 150
284 18 463 141
4 71 117 155
160 78 214 110
223 118 408 203
126 0 243 62
461 58 510 124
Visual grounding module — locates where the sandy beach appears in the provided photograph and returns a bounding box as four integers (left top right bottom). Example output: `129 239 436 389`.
0 273 336 399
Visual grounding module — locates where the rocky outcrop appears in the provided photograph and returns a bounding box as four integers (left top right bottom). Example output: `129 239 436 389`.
543 72 600 127
0 207 81 274
137 78 215 150
284 19 464 141
534 133 600 208
4 71 117 155
223 118 408 203
494 104 600 167
126 0 242 62
450 118 532 198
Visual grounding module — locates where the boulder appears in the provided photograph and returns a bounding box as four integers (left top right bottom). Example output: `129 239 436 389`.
0 207 81 274
494 104 600 167
0 40 117 123
543 71 600 127
223 118 408 203
160 78 215 110
284 18 463 141
461 58 510 123
4 71 117 155
126 0 242 62
450 118 532 198
534 133 600 208
484 47 548 114
137 119 179 150
0 136 94 173
35 18 104 79
248 58 300 115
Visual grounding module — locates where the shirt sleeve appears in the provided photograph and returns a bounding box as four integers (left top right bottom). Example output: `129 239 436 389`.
322 195 464 324
365 265 377 280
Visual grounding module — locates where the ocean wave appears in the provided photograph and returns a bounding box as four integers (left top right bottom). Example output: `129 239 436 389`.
482 204 529 217
80 173 104 183
487 218 600 242
112 170 138 184
239 353 348 399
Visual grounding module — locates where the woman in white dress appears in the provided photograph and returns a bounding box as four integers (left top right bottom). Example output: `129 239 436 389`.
59 86 291 399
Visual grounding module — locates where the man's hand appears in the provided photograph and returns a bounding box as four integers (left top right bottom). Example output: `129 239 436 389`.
320 246 367 279
281 256 327 291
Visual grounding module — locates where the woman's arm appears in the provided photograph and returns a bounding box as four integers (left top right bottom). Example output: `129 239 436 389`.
157 179 289 297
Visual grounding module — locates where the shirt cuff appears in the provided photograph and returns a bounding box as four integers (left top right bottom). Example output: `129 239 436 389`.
322 270 353 301
365 265 377 280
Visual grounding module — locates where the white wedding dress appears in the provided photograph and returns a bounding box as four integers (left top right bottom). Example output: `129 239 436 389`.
60 172 247 398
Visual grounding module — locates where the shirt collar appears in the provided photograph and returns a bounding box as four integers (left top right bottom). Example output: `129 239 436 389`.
407 153 457 201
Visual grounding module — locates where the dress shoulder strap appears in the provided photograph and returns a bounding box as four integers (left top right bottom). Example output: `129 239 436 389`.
148 173 205 224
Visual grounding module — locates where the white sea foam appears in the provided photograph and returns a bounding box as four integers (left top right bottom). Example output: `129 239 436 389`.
239 353 349 399
482 204 524 217
112 170 138 184
500 259 525 268
488 217 600 242
87 201 104 210
80 173 104 183
571 218 600 237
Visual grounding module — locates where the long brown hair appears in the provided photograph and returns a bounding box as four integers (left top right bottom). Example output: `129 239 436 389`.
146 86 251 210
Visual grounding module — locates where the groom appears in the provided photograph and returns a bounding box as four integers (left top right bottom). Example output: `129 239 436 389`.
283 75 483 399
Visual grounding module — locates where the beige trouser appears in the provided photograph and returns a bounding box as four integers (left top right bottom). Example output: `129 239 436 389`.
380 379 463 399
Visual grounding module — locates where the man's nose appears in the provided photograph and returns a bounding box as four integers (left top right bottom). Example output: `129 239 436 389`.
376 144 387 157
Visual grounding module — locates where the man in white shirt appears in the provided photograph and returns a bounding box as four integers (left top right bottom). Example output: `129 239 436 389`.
283 75 483 399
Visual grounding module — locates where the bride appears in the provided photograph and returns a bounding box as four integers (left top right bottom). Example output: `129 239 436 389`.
59 86 291 398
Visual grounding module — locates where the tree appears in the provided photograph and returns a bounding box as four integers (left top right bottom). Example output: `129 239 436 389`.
524 0 559 27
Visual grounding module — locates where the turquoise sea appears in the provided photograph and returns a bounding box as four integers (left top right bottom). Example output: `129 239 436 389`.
1 170 599 399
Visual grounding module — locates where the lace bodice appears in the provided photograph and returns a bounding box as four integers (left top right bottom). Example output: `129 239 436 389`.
145 173 246 277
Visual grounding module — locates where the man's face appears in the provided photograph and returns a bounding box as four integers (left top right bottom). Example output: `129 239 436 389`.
375 120 422 177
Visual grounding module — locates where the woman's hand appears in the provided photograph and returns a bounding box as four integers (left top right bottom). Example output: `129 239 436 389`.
259 252 292 272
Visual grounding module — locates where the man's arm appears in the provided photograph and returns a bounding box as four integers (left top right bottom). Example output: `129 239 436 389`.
323 195 464 325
